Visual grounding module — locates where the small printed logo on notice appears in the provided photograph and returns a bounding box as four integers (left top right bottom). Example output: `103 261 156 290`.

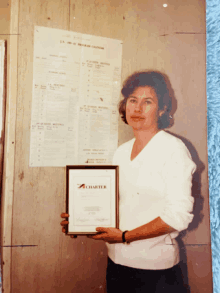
77 184 106 189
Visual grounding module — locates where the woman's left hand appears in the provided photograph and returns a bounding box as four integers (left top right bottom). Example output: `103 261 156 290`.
89 227 123 244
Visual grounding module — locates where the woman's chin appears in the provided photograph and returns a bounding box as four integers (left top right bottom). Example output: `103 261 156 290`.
131 125 146 131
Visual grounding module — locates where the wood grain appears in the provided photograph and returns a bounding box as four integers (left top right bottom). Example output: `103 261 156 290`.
1 0 19 292
1 0 210 292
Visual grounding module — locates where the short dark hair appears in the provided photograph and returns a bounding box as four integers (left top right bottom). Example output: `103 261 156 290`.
119 71 172 129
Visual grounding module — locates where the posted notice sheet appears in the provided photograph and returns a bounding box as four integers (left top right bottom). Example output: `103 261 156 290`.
30 26 122 166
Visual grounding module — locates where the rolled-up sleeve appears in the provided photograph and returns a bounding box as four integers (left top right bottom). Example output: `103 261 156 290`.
160 145 196 232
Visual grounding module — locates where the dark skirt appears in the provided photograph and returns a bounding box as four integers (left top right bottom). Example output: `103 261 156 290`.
106 257 188 293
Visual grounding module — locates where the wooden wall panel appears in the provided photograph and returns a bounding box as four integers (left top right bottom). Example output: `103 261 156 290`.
0 0 19 292
118 2 209 242
11 0 70 291
1 0 210 292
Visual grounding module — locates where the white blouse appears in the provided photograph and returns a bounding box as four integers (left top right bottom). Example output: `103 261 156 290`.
106 130 196 270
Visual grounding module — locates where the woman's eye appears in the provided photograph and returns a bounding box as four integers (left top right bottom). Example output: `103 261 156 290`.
129 99 137 103
144 100 152 104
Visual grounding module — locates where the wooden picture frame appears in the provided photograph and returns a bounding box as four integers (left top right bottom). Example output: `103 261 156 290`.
66 165 119 235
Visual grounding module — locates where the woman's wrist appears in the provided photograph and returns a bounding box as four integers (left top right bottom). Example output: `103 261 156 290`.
122 230 130 244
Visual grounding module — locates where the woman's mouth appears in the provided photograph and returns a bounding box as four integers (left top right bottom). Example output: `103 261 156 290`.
131 116 144 121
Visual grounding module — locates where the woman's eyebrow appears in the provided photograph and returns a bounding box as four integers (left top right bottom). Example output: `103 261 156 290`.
141 97 154 101
128 96 154 101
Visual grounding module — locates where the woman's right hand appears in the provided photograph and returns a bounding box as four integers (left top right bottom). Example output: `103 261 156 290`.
60 213 77 238
60 212 69 233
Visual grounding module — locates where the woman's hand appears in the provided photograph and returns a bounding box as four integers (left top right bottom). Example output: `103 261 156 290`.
60 213 77 239
89 227 123 244
60 212 69 233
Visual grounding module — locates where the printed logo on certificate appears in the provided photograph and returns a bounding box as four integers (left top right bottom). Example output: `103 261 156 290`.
66 166 119 234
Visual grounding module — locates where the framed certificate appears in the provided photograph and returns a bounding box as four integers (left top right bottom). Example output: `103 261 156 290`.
66 165 119 235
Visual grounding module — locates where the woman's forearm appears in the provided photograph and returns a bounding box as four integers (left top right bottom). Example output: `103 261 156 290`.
90 217 176 244
124 217 176 243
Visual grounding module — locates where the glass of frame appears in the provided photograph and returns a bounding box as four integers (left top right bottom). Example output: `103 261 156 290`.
66 165 119 235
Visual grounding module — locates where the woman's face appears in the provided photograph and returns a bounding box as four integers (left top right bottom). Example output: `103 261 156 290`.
126 86 161 132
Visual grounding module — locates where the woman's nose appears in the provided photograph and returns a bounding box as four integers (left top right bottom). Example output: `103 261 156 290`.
134 103 142 112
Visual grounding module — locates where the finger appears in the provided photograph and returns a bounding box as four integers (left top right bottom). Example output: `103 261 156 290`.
92 233 107 240
87 231 105 239
62 227 66 233
60 220 69 226
96 227 108 233
70 235 77 238
61 213 69 218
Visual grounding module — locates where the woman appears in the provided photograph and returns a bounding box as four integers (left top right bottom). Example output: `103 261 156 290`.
61 71 196 293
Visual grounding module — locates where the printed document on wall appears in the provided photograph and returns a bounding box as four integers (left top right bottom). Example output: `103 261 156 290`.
29 26 122 167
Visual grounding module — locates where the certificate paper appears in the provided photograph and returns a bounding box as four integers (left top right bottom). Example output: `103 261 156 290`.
67 166 119 234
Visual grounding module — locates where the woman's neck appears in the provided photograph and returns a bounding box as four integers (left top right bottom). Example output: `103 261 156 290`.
133 128 160 147
130 128 160 161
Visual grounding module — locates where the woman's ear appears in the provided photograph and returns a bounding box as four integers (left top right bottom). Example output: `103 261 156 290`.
158 106 167 117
